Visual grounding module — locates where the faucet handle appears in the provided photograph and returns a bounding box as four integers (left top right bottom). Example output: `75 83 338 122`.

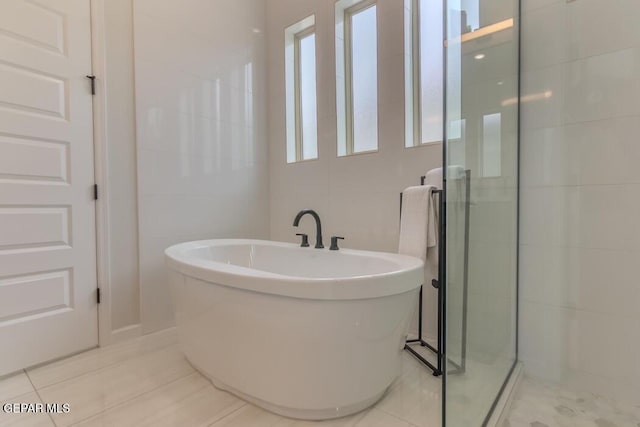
329 236 344 251
296 233 310 247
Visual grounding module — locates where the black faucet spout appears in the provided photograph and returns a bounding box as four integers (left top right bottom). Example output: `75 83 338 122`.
293 209 324 249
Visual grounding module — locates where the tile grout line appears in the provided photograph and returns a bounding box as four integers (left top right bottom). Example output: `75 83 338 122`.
154 377 247 427
521 182 640 190
521 45 640 74
375 355 440 427
27 334 178 390
32 340 182 392
64 370 200 427
519 112 640 133
24 368 58 427
206 402 248 427
375 406 422 427
518 242 640 253
519 297 640 319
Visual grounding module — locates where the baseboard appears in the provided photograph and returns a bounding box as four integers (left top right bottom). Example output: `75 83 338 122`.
486 362 523 427
110 323 142 345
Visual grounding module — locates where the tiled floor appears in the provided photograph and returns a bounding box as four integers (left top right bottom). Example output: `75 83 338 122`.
0 329 442 427
5 331 639 427
505 376 640 427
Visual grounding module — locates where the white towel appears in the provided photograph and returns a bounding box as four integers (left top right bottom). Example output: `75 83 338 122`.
404 166 466 343
398 185 438 261
399 185 439 343
424 166 466 190
424 168 443 189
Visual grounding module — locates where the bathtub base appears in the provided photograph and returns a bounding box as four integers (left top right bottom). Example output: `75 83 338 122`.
166 240 423 422
205 369 388 420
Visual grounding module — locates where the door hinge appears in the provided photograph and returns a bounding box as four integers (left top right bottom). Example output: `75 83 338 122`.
97 288 101 304
93 184 98 200
86 75 96 95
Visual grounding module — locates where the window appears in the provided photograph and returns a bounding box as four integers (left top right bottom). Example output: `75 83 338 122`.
404 0 443 147
336 0 378 156
482 113 501 177
285 16 318 163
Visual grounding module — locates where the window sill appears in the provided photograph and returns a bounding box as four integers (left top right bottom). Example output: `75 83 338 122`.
405 140 443 149
337 148 379 158
286 157 320 165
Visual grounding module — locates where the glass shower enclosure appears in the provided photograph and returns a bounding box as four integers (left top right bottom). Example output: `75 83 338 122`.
443 0 520 425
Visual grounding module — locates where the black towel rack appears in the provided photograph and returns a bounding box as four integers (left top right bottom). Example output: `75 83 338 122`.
400 170 471 377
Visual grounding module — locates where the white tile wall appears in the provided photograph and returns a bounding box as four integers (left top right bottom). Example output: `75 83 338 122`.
520 0 640 405
266 0 441 253
133 0 270 333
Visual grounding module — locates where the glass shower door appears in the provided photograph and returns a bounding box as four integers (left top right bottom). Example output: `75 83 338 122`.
443 0 520 425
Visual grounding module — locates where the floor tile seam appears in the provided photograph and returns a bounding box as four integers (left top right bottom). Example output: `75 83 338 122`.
61 369 197 427
31 342 181 391
206 402 249 426
0 372 33 402
24 368 58 427
376 406 423 427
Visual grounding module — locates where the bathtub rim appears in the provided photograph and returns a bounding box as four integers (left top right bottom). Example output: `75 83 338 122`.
165 239 424 300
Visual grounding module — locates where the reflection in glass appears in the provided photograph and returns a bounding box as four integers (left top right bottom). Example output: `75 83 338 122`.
482 113 501 178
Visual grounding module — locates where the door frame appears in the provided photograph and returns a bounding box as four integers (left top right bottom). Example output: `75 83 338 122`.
90 0 113 347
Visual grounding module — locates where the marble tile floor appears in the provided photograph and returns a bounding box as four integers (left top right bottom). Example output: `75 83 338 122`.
505 376 640 427
0 328 442 427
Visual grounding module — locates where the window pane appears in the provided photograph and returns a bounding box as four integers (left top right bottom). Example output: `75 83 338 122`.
351 5 378 153
482 113 501 177
419 0 443 144
285 33 296 163
299 33 318 160
284 15 315 163
403 0 415 148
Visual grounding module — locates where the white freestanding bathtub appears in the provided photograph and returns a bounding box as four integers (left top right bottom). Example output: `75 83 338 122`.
165 239 423 420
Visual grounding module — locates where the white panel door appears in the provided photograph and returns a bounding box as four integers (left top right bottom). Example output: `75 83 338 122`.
0 0 97 375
